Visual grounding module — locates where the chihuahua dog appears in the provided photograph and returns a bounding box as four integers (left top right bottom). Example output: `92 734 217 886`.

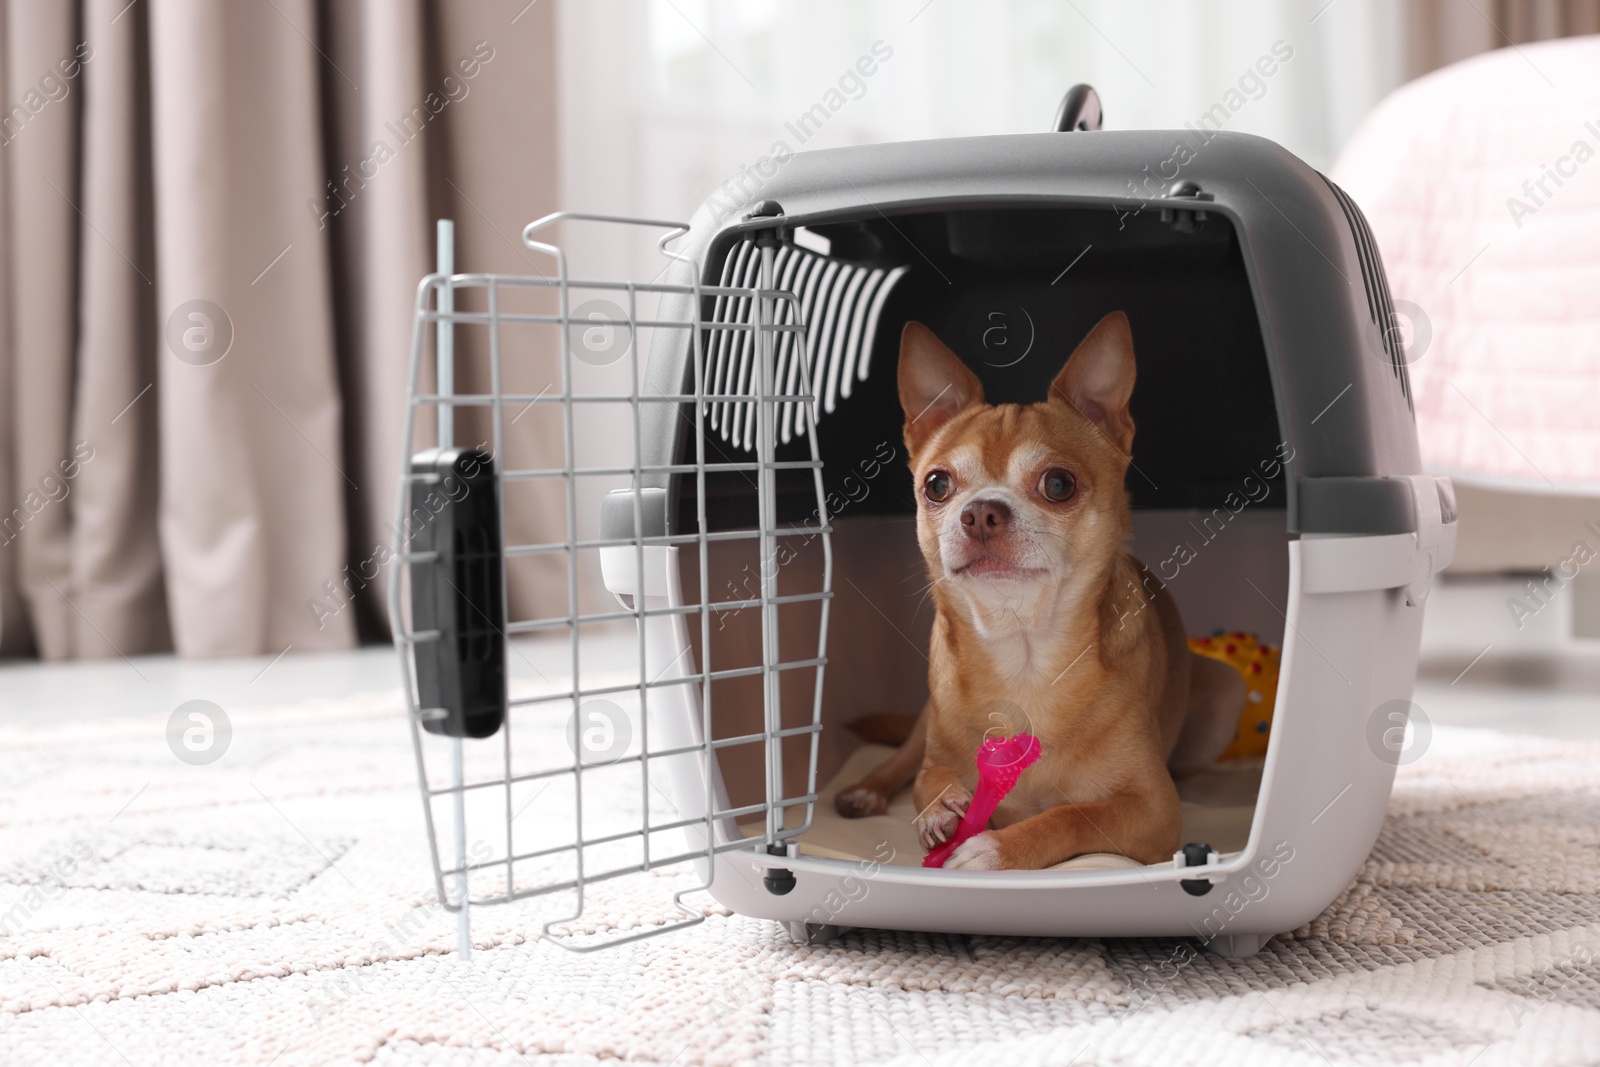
834 313 1242 870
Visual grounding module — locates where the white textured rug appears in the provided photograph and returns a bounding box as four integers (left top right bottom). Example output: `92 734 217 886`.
3 692 1600 1066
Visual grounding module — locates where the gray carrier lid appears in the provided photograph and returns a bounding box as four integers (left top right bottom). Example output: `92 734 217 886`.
625 126 1425 539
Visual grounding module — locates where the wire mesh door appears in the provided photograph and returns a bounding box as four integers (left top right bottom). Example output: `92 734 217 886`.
389 212 833 953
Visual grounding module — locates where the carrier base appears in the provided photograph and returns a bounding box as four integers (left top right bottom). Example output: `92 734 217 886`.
785 921 845 946
1202 932 1273 958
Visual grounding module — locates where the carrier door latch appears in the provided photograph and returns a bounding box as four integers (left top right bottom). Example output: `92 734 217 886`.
1396 474 1453 607
1161 181 1214 233
762 843 797 896
1176 842 1222 896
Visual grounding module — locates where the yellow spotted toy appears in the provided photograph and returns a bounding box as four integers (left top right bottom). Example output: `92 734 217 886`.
1189 630 1280 760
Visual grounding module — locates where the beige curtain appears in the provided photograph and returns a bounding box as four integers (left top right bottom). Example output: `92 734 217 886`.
1 0 561 659
1404 0 1600 77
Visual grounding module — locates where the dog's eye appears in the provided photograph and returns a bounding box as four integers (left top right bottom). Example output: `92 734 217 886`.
1040 469 1076 502
923 471 953 504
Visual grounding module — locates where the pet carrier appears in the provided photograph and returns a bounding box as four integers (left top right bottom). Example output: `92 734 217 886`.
391 88 1457 959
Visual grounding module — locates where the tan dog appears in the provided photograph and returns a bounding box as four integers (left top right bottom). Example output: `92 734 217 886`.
835 313 1242 870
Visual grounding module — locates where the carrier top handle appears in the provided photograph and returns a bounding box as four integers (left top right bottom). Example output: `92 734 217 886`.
1053 84 1103 132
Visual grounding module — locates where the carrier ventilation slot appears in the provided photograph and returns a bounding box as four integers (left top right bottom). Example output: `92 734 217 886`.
706 239 909 451
1322 176 1412 410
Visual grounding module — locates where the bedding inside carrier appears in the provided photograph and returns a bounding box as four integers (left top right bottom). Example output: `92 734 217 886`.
676 200 1290 873
745 742 1263 870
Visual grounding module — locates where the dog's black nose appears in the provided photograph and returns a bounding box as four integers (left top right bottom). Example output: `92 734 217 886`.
961 498 1011 541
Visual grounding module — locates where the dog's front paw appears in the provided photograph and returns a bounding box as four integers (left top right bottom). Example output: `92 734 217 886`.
834 786 889 818
915 787 971 850
946 831 1005 871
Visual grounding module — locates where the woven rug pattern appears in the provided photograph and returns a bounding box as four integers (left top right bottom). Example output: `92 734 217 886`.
2 695 1599 1065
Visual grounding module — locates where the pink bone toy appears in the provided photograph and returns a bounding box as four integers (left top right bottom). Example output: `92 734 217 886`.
922 733 1042 869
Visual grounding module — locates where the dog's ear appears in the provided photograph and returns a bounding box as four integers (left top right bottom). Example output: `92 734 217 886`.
898 322 983 455
1050 311 1136 455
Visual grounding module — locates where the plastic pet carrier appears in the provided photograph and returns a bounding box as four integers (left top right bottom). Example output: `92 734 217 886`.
391 88 1457 959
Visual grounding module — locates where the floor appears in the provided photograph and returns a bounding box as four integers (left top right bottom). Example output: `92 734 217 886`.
1 576 1596 1065
1412 574 1600 739
8 659 1596 1066
0 625 631 727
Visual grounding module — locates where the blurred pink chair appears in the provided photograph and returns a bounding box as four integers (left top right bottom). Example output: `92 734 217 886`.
1333 35 1600 495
